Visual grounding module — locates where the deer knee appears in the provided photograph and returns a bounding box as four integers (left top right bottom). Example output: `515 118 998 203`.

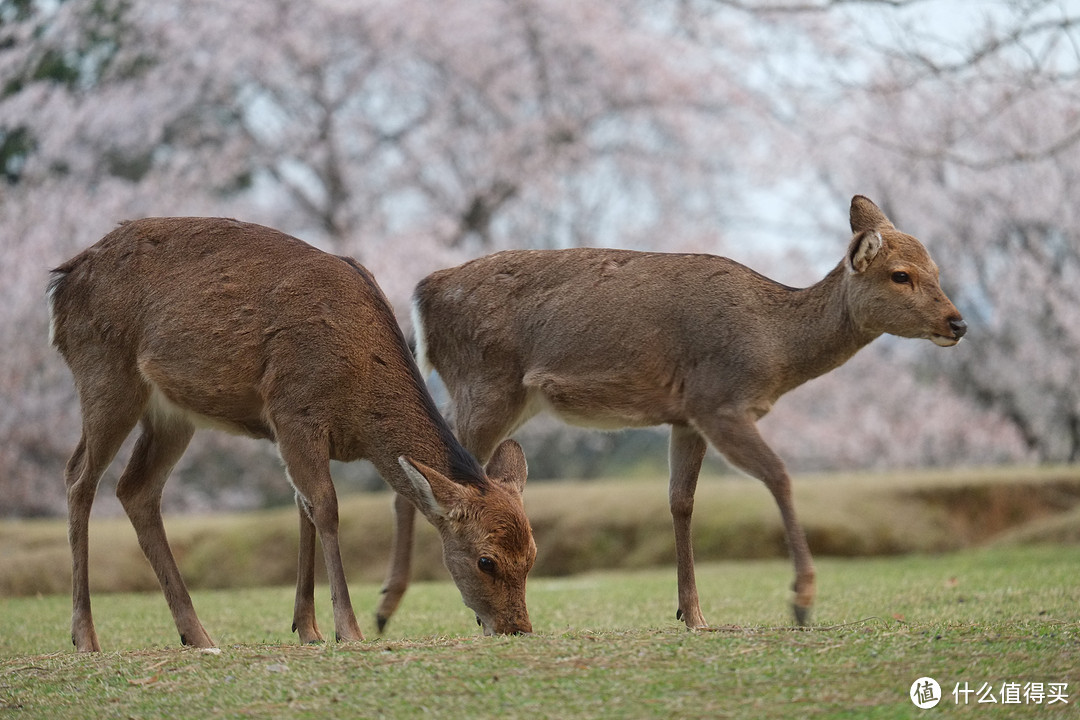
669 491 695 520
64 439 88 485
301 493 340 534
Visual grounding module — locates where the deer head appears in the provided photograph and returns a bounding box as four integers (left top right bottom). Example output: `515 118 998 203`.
399 439 534 634
845 195 967 347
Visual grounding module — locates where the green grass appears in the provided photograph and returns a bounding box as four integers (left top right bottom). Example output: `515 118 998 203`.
2 546 1078 719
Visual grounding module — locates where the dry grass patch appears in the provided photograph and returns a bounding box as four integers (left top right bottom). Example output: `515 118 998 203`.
2 466 1078 597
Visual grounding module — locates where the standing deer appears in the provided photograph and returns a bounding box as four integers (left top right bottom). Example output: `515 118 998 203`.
48 218 535 652
375 195 966 631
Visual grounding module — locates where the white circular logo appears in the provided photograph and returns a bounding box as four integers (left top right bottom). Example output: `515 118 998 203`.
910 677 942 709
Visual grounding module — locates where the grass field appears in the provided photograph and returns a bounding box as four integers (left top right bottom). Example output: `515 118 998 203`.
2 545 1078 719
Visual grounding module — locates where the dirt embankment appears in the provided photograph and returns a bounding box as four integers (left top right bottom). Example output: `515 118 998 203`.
2 466 1078 597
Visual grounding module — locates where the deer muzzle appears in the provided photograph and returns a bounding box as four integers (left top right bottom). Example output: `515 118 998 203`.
930 316 967 347
478 609 533 636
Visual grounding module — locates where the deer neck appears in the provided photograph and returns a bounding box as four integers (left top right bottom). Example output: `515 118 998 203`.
776 262 879 390
352 363 487 506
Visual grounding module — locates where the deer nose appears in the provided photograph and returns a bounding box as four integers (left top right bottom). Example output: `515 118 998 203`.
949 318 967 339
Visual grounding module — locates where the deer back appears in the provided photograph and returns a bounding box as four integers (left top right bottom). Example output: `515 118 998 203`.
416 249 799 424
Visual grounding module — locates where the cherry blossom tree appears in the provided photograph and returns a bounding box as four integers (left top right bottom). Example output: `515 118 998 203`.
0 0 1070 516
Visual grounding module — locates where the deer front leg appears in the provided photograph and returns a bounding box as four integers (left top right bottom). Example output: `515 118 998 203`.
279 436 363 643
292 496 324 643
375 493 417 633
695 412 816 626
669 424 709 629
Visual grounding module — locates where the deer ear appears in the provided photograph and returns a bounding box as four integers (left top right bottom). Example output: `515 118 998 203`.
398 456 469 519
484 439 528 495
847 230 883 274
850 195 895 233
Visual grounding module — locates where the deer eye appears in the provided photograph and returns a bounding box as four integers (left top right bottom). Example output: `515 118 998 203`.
891 271 911 285
477 556 496 575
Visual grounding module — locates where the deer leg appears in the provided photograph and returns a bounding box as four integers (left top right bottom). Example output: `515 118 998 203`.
66 435 101 653
66 393 146 652
115 417 214 648
279 435 363 643
669 423 709 629
66 435 117 652
375 493 417 633
292 495 324 643
454 378 534 462
695 413 815 626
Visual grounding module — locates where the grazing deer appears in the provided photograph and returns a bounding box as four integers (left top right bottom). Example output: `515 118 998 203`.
47 217 535 652
375 195 966 631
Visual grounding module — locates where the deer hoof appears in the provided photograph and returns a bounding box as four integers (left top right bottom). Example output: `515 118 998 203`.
676 608 683 621
376 614 389 634
792 603 811 626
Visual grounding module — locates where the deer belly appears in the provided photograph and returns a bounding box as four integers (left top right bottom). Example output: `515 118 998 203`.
524 371 679 429
145 381 274 440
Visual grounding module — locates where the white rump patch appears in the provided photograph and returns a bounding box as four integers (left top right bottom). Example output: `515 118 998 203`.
410 299 432 376
46 273 62 347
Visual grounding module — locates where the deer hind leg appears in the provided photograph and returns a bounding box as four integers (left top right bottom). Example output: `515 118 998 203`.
114 413 212 647
66 383 149 652
278 433 363 643
292 494 325 643
669 423 709 629
695 412 815 626
374 382 530 633
375 492 416 633
66 432 126 652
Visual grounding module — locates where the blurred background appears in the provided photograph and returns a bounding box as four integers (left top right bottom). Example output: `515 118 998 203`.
2 0 1077 519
